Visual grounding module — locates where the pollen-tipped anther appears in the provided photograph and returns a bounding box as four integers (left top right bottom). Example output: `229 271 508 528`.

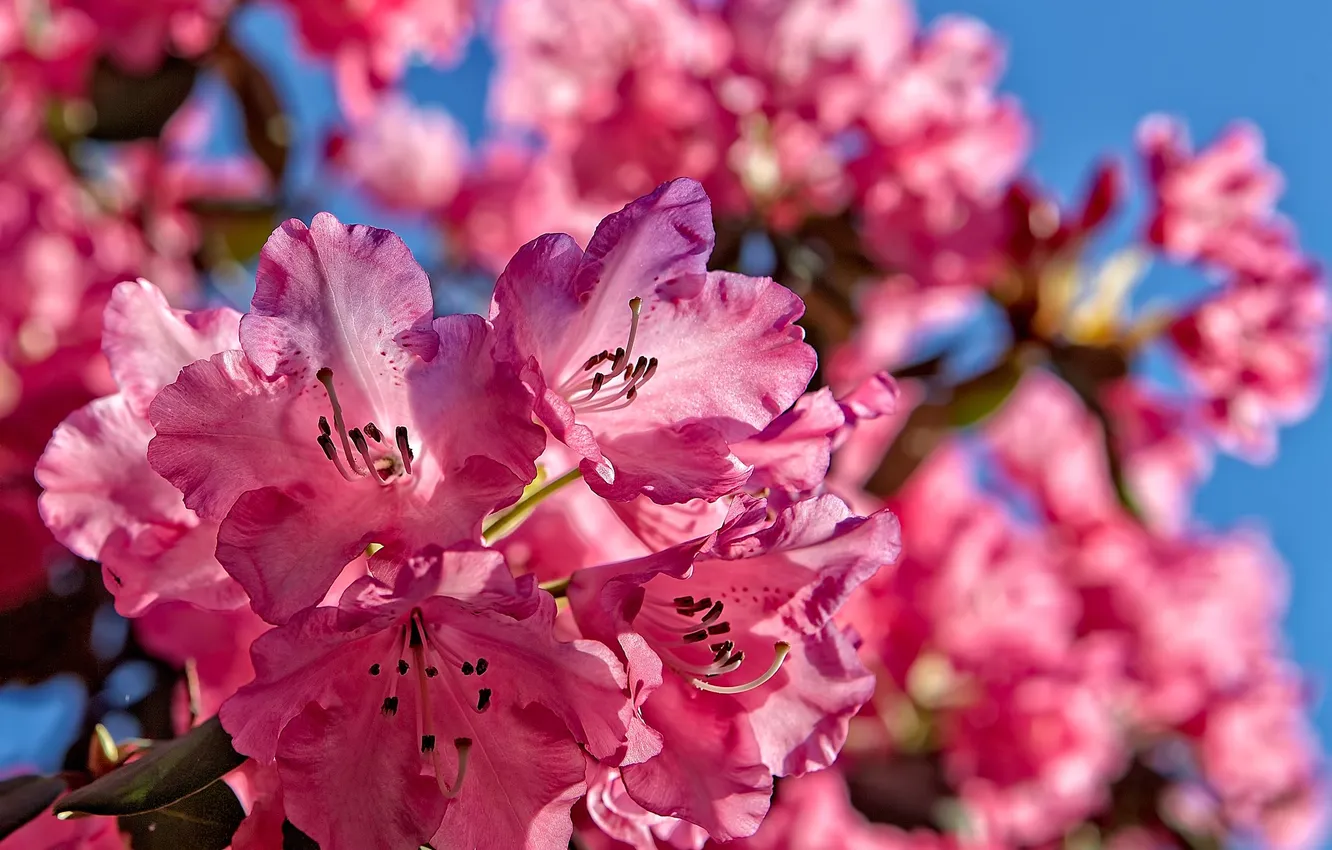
395 426 414 475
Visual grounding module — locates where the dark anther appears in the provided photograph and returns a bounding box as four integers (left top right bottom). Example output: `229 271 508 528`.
712 644 733 663
673 596 695 606
350 428 369 452
409 619 424 648
588 372 605 399
582 351 609 371
461 661 474 675
683 629 709 643
476 689 492 712
610 346 626 371
421 735 436 753
693 597 713 612
397 659 409 675
730 651 746 665
381 697 399 716
702 601 725 624
369 663 381 676
475 658 489 675
317 434 338 460
317 367 333 382
318 416 332 436
426 667 438 678
364 422 383 442
395 426 414 474
710 640 734 654
706 622 731 636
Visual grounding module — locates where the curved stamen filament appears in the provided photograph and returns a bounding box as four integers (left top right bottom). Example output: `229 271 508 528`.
431 738 471 799
317 368 365 476
691 642 791 695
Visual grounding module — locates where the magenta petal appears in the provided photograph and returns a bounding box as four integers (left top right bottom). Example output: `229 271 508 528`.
242 213 437 391
38 395 189 560
489 232 587 387
149 351 328 520
591 423 750 504
100 521 244 617
621 676 772 841
596 270 815 441
429 704 588 850
413 313 545 481
102 279 241 417
736 627 875 776
220 605 387 764
733 388 845 496
216 485 382 625
570 179 715 340
277 695 446 850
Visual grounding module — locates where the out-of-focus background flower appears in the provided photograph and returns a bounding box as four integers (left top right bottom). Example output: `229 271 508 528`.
1 0 1330 847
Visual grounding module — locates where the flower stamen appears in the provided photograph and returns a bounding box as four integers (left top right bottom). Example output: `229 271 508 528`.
691 642 791 694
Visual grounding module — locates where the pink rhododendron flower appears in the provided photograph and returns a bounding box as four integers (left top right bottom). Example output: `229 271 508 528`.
733 371 899 504
148 213 544 623
59 0 232 73
490 0 720 131
329 96 466 214
943 667 1125 844
443 144 618 273
1169 268 1328 462
582 761 709 850
1139 116 1284 269
135 599 270 723
569 495 901 839
489 178 815 504
283 0 474 119
220 546 640 850
1194 668 1325 847
37 280 245 616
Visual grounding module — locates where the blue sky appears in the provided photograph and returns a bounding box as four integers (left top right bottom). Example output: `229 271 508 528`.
915 0 1332 742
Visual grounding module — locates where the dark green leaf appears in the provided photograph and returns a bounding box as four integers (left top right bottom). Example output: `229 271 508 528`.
947 359 1023 427
214 37 290 183
55 717 245 817
86 56 199 141
0 775 67 840
119 777 244 850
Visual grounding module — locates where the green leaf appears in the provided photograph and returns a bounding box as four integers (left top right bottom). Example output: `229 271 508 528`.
85 56 199 141
0 775 67 840
947 360 1023 428
55 717 245 817
119 777 244 850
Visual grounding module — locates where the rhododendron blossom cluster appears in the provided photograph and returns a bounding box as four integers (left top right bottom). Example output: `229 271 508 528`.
0 1 1326 850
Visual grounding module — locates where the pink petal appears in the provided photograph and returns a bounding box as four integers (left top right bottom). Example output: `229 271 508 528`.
597 270 813 441
100 521 244 617
102 279 241 417
149 351 328 521
278 692 447 850
242 215 437 426
413 313 545 482
621 675 772 840
592 422 750 503
428 704 588 850
38 395 191 559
